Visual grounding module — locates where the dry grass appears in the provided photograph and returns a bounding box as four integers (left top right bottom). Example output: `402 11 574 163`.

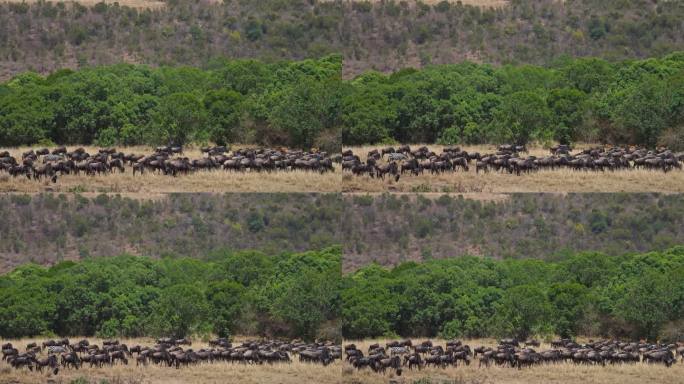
5 0 166 9
343 144 684 193
413 0 508 7
321 0 509 8
343 338 684 384
6 0 509 10
0 337 342 384
0 145 341 193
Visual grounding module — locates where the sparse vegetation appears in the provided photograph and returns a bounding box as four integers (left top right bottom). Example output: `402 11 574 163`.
0 193 343 272
342 193 684 269
1 0 684 81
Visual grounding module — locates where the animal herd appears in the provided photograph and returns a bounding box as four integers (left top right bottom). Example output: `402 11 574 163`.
1 337 341 374
0 145 338 182
342 145 684 180
344 338 684 376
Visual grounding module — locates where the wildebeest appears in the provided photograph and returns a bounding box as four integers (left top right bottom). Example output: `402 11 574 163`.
343 144 684 183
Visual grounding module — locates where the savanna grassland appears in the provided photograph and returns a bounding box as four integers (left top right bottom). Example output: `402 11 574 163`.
0 337 342 384
342 144 684 193
341 339 684 384
0 146 341 194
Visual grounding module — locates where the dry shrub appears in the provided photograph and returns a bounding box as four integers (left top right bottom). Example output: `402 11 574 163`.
657 126 684 151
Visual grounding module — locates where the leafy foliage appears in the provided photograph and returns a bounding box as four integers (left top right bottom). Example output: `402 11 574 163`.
0 247 341 340
342 247 684 341
342 54 684 145
0 56 343 148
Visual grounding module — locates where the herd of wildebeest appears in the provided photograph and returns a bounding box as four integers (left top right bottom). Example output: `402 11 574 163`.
343 145 684 180
344 338 684 376
2 144 682 183
0 145 339 182
1 337 341 375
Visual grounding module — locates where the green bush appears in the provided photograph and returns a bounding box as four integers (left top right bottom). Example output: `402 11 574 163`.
342 247 684 340
0 247 341 340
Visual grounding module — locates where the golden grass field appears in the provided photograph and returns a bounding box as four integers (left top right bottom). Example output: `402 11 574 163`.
323 0 509 7
0 337 342 384
342 338 684 384
8 0 510 8
9 0 165 9
0 146 341 193
343 144 684 193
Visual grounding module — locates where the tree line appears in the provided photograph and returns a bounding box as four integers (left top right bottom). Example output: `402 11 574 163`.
342 53 684 147
342 247 684 342
0 55 342 150
0 247 341 341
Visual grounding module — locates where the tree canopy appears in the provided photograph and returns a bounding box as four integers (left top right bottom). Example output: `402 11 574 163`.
0 247 341 341
0 55 343 150
341 53 684 147
342 247 684 341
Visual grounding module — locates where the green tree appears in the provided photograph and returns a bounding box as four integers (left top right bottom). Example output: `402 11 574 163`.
206 281 245 337
492 91 552 145
203 89 243 145
341 86 394 145
614 270 676 340
547 88 587 144
149 93 207 145
615 76 674 147
148 284 211 338
491 284 553 339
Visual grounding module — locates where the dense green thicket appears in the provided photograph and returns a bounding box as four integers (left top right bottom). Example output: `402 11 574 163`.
342 53 684 147
0 55 343 149
342 193 684 269
1 0 683 79
342 247 684 342
0 247 341 340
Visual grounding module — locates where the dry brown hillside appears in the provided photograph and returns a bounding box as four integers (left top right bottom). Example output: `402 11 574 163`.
1 0 683 80
2 193 681 273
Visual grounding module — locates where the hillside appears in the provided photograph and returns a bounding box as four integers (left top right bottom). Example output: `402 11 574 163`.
0 193 342 272
0 0 683 80
2 193 684 273
341 193 684 270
